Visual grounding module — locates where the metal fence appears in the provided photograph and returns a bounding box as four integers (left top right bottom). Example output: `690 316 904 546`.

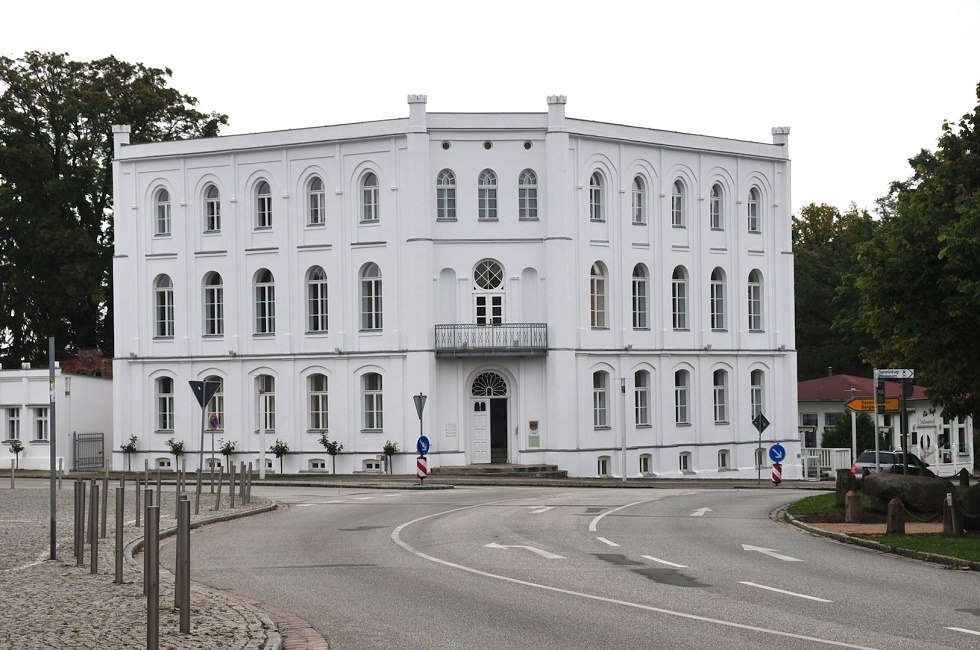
435 323 548 356
74 431 105 470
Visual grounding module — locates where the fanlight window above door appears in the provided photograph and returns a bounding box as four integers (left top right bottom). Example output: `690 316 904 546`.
471 372 507 397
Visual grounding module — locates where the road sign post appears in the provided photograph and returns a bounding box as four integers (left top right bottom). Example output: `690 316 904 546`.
189 381 220 472
417 456 428 485
753 413 770 485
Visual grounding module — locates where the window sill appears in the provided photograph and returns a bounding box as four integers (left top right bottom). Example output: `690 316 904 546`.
636 424 652 429
359 220 380 226
29 439 50 445
254 226 272 232
153 234 172 238
306 223 326 229
202 334 224 339
590 219 605 223
203 229 221 235
672 328 690 333
359 329 383 334
436 218 457 223
2 439 21 444
591 326 609 331
671 224 686 229
681 469 697 475
632 221 646 226
594 426 611 431
711 328 728 333
307 429 328 435
361 429 384 434
714 421 730 425
518 217 539 222
676 422 692 427
478 218 499 223
748 329 765 334
305 331 329 336
153 336 175 341
154 430 175 435
253 333 276 338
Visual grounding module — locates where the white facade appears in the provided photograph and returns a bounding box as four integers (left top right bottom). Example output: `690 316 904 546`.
111 95 798 478
0 365 112 471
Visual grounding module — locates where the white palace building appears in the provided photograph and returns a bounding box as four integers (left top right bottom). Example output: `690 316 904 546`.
111 95 798 478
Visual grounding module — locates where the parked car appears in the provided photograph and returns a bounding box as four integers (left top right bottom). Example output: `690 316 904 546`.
852 450 935 484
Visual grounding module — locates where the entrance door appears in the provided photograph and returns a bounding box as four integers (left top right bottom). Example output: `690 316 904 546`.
490 398 508 463
472 400 490 463
470 371 509 465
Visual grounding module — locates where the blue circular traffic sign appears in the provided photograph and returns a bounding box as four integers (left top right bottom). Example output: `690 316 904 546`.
769 443 786 463
417 435 430 456
208 412 219 430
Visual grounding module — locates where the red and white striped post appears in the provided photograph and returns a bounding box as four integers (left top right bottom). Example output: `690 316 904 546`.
771 462 782 486
417 456 428 485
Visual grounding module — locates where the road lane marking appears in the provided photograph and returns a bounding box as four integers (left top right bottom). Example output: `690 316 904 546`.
596 537 619 547
588 497 663 532
740 581 832 602
485 543 565 559
641 555 687 568
690 507 712 517
530 506 554 514
947 627 980 637
392 503 876 649
741 544 803 562
295 503 316 507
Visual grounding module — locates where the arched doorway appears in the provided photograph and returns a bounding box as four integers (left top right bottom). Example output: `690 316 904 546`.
471 371 508 464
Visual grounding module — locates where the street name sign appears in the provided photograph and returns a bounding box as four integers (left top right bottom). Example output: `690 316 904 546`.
846 397 900 412
877 368 914 379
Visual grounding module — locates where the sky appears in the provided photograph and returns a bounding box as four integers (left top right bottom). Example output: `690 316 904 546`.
4 0 978 216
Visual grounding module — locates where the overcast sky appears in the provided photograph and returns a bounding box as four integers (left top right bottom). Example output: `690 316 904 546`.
5 0 978 216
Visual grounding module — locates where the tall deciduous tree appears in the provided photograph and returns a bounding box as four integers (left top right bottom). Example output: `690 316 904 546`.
856 83 980 416
793 203 877 379
0 52 226 364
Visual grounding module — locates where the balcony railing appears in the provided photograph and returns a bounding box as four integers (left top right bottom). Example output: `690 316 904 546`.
435 323 548 357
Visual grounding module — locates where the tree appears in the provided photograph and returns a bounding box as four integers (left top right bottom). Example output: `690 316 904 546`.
270 439 290 475
0 52 226 365
855 83 980 416
120 434 137 472
820 412 884 452
8 439 23 470
165 437 184 473
318 433 343 474
793 203 877 379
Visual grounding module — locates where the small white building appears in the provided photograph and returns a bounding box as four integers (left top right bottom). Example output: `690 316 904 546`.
111 95 798 478
0 362 113 471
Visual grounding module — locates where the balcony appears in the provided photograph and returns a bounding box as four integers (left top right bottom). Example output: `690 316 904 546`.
435 323 548 357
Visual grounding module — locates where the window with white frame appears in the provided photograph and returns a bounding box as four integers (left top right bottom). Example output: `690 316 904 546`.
308 176 325 226
361 172 380 223
518 169 538 220
635 370 650 426
5 407 21 440
590 262 607 329
593 371 609 427
154 187 171 236
632 175 646 224
310 459 326 471
679 452 692 472
710 267 726 331
254 269 276 334
718 449 730 470
307 266 328 333
674 369 690 425
671 180 685 227
632 264 649 329
709 183 723 230
478 169 497 220
363 372 383 430
589 172 604 222
156 377 174 431
800 413 818 427
204 376 223 431
713 369 728 423
308 373 328 431
154 275 174 338
33 407 49 441
360 263 382 331
639 453 652 475
204 184 221 232
473 259 504 325
203 272 224 336
671 266 688 330
255 180 272 229
257 374 276 432
436 169 456 221
748 269 763 331
157 457 172 469
747 187 761 233
597 455 610 477
750 369 765 418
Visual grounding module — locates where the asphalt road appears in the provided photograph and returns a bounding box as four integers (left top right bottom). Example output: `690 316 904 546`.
167 485 980 649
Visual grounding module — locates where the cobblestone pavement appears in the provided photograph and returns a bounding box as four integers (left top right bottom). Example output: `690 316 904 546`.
0 477 282 649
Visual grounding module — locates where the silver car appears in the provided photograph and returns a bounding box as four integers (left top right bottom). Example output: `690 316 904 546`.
853 450 934 484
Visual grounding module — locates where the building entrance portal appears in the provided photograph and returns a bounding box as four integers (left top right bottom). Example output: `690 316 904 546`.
471 371 508 464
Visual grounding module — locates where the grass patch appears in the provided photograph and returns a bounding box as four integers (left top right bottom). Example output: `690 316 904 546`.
863 535 980 564
786 491 871 518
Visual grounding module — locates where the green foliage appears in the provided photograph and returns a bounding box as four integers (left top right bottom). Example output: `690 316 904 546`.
270 438 289 474
383 440 398 456
819 412 884 451
218 438 236 457
0 51 227 365
855 83 980 416
165 437 184 457
120 435 137 454
8 439 24 455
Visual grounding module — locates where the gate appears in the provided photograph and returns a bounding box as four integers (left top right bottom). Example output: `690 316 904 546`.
74 432 105 470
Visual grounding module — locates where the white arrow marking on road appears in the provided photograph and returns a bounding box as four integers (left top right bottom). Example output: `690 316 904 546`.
690 507 712 517
485 543 565 559
596 537 619 547
294 503 316 507
742 544 803 562
741 582 830 602
530 506 554 514
641 555 688 568
947 627 980 637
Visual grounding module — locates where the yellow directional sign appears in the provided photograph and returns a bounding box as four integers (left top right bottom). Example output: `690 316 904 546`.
845 397 900 412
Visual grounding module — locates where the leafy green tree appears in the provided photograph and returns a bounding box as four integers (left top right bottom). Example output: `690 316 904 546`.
270 439 290 474
855 83 980 416
820 412 884 452
793 203 877 379
0 52 226 365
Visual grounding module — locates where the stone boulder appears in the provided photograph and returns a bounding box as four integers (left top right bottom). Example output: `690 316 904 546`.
862 472 954 513
958 483 980 531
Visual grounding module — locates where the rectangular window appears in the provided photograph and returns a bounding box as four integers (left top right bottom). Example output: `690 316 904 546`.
632 276 648 329
204 284 224 336
205 196 221 232
363 374 383 430
156 381 174 432
639 454 651 474
800 413 818 427
257 195 272 228
634 380 649 426
597 456 610 476
361 277 383 331
6 407 21 440
713 372 728 423
33 407 49 441
718 449 729 469
593 373 608 427
674 373 689 425
309 375 328 431
824 413 840 427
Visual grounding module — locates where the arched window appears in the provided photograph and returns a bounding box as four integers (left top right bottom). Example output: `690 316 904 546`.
750 369 765 418
473 259 504 325
203 272 224 336
632 264 648 329
590 262 607 329
308 176 325 226
360 263 382 330
204 185 220 232
747 187 761 233
307 266 328 333
710 268 726 331
713 369 729 423
674 370 690 425
478 169 497 221
593 370 609 427
632 176 646 224
204 375 223 430
308 373 328 431
589 172 604 222
255 180 272 229
634 370 650 425
154 188 171 236
748 269 763 332
519 169 538 220
361 172 380 223
362 372 383 430
154 275 174 338
671 180 685 227
254 269 276 334
671 266 688 330
155 377 174 431
257 374 275 432
709 183 723 230
436 169 456 221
